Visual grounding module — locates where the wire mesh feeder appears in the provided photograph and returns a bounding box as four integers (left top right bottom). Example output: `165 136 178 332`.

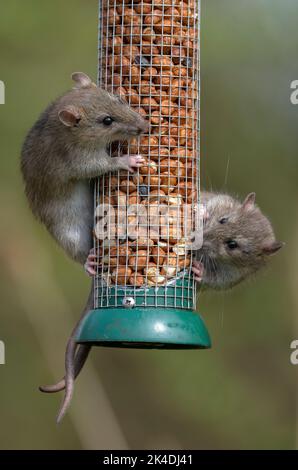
76 0 211 349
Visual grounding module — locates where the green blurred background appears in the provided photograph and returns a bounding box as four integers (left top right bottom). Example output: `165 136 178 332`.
0 0 297 450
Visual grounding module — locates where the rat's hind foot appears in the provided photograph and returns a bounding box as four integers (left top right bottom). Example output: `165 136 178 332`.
120 154 145 173
84 248 100 276
192 260 204 282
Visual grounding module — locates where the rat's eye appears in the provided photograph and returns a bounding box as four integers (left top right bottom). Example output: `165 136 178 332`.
225 239 238 250
219 217 228 224
102 116 114 126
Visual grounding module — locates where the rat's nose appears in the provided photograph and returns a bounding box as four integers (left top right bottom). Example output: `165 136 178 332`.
128 118 149 136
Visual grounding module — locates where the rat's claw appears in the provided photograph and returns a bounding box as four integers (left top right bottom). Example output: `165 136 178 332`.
129 155 145 169
119 154 146 173
84 248 100 277
192 260 204 282
128 154 145 171
131 155 145 165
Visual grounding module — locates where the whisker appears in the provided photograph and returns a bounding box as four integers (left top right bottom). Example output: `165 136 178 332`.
223 154 231 188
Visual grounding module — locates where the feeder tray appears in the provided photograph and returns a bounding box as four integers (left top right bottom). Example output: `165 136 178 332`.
76 283 211 349
76 0 211 350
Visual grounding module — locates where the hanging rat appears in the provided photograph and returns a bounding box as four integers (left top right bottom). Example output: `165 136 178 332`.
192 191 284 288
39 190 283 422
21 72 149 423
22 71 148 270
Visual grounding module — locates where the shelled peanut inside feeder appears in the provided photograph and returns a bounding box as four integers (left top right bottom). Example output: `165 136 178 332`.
95 0 199 294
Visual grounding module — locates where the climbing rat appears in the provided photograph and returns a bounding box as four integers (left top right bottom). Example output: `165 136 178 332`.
21 72 148 423
192 191 284 289
21 71 148 271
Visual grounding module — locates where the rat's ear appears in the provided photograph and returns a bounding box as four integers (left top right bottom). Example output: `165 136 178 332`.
262 241 284 256
58 106 81 127
242 192 256 211
71 72 94 89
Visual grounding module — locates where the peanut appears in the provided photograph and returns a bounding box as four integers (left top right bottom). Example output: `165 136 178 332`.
151 246 166 264
125 87 140 105
150 111 163 125
152 56 173 70
139 81 157 96
141 42 160 56
134 4 152 14
109 246 132 266
141 96 159 111
161 253 179 277
144 10 163 26
139 159 158 175
129 272 144 287
120 180 137 194
143 66 158 80
129 238 154 249
111 266 133 285
154 19 173 35
128 191 141 205
128 250 149 271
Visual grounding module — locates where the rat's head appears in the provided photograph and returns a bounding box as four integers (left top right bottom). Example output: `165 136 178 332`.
57 72 148 147
200 192 283 279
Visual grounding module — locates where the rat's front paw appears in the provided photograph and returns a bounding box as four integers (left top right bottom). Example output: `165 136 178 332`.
192 259 204 283
84 248 100 277
120 154 145 173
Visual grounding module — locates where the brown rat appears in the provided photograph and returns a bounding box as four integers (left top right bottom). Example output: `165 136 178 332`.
37 189 284 421
21 71 148 269
192 191 284 289
21 72 148 423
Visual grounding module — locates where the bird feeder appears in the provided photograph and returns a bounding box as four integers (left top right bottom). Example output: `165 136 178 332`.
76 0 211 349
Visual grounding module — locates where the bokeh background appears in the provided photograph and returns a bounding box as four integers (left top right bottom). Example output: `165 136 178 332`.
0 0 297 449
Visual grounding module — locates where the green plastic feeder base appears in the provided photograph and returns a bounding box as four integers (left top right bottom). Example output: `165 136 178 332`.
76 307 211 350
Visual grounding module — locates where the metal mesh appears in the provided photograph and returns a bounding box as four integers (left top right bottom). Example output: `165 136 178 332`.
94 0 200 309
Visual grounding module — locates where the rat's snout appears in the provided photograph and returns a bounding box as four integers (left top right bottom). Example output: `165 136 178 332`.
133 110 149 134
202 229 211 243
202 230 215 251
126 120 148 137
131 118 149 136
